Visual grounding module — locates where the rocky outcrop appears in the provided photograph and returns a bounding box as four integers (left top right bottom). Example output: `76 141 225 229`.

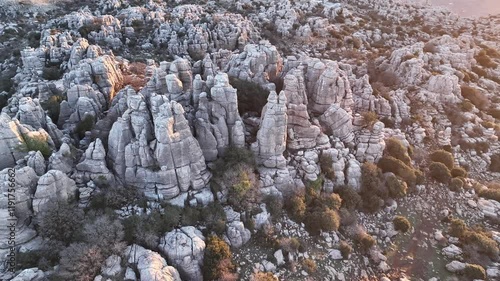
252 91 288 169
282 68 321 150
108 91 211 200
426 74 461 104
76 138 114 184
319 104 354 143
305 60 353 115
47 143 74 174
32 170 78 215
225 221 251 248
0 167 38 251
125 244 181 281
225 41 283 87
59 84 105 128
10 268 46 281
159 226 205 281
355 121 386 163
26 151 46 176
194 73 244 161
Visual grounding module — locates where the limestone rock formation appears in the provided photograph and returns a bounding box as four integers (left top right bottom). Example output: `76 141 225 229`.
252 91 288 169
159 226 205 281
355 121 386 163
194 73 244 160
319 104 354 143
282 68 321 150
125 244 181 281
26 151 46 176
32 170 78 215
76 138 114 184
225 221 251 248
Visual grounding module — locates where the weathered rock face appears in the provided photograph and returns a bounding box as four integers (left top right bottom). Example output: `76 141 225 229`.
15 98 47 130
305 60 354 115
26 151 46 176
0 113 54 171
282 68 321 150
194 73 244 161
0 167 38 250
59 84 105 128
159 226 205 281
252 91 288 169
319 104 354 143
225 41 283 87
10 268 46 281
76 138 114 184
125 244 181 281
426 74 461 104
108 90 211 200
355 121 386 163
32 170 78 215
225 221 251 248
48 143 74 174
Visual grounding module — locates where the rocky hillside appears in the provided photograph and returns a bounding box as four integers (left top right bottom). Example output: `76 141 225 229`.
1 0 500 280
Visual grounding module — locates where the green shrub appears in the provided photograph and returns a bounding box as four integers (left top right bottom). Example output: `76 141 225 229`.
229 77 270 116
490 154 500 172
203 235 235 281
16 243 62 271
393 216 411 233
320 193 342 211
461 85 489 110
201 202 227 235
385 137 411 164
451 167 467 178
429 162 451 183
339 241 352 259
38 201 84 245
378 156 417 187
88 187 142 211
319 152 335 180
429 150 455 169
304 208 340 235
75 115 95 139
18 134 52 159
336 186 362 210
42 66 62 81
449 178 464 192
386 173 408 198
464 264 486 280
82 215 125 257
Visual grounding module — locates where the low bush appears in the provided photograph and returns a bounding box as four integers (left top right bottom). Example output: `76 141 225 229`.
362 111 378 128
459 100 474 112
56 242 105 281
88 187 142 211
463 231 500 258
449 178 464 192
279 237 301 254
38 201 84 245
386 173 408 198
203 235 235 281
18 134 52 159
358 233 376 251
229 77 270 116
82 215 125 257
319 152 335 180
475 50 498 69
301 258 317 274
320 193 342 211
429 162 451 183
393 216 411 233
385 137 411 164
461 85 490 110
251 272 276 281
449 218 467 238
378 156 417 187
42 66 62 81
15 243 62 271
490 154 500 172
429 150 455 169
339 241 352 259
451 167 467 178
304 208 340 235
41 95 64 124
336 186 362 210
75 115 95 139
478 188 500 203
464 264 486 280
284 193 307 221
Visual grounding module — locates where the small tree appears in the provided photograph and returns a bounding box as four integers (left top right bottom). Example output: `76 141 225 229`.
393 216 411 233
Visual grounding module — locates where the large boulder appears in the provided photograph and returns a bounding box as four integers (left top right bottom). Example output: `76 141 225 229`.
32 170 77 215
159 226 205 281
125 244 181 281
